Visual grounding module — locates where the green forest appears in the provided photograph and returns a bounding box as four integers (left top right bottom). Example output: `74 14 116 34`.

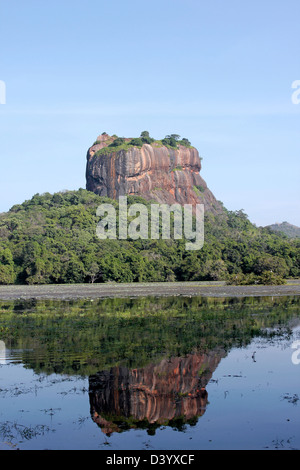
0 188 299 285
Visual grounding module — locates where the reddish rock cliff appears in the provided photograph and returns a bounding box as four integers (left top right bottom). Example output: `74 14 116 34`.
86 134 222 213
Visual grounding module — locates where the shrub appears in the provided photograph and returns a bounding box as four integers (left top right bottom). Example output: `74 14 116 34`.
258 271 286 285
172 166 183 171
227 272 286 286
141 136 155 144
109 137 126 147
129 138 144 147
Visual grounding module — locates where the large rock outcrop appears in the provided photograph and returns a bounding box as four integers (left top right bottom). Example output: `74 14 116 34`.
86 134 222 213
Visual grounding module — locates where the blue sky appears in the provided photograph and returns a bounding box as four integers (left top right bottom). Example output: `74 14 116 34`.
0 0 299 226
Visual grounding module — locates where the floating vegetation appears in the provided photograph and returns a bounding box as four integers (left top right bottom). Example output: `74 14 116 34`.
0 420 54 443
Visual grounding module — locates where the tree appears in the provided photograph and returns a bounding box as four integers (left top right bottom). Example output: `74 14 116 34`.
140 131 150 138
0 264 16 284
140 131 154 144
253 255 289 277
180 138 191 147
0 248 16 284
203 259 228 281
86 262 100 283
162 136 177 148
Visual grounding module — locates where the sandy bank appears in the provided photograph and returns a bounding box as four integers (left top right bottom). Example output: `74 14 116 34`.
0 281 299 301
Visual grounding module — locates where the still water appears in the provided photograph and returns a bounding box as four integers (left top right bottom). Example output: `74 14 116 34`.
0 295 299 450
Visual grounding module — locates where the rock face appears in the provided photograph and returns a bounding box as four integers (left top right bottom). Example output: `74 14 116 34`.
86 134 222 213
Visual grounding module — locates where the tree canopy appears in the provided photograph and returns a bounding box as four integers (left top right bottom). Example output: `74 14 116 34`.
0 189 299 285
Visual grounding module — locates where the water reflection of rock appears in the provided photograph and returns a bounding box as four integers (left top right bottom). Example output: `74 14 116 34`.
89 349 225 435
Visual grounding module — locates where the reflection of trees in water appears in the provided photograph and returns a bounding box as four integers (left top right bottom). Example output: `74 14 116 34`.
89 348 225 435
0 296 299 377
